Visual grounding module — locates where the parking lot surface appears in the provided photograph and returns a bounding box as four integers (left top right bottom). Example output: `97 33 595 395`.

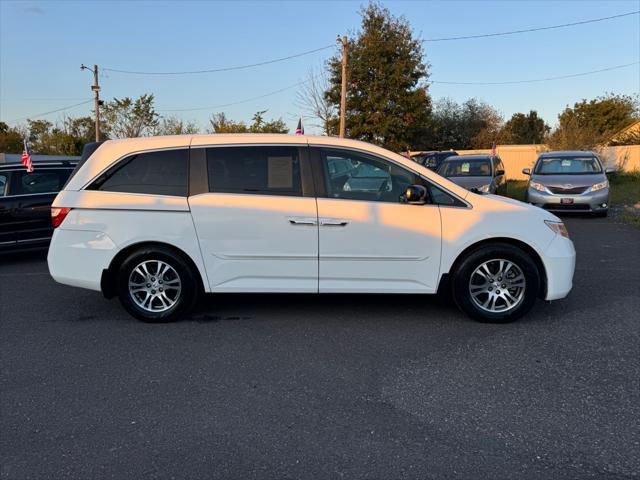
1 217 639 479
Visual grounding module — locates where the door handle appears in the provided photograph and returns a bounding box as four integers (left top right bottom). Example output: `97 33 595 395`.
319 218 349 227
288 217 318 226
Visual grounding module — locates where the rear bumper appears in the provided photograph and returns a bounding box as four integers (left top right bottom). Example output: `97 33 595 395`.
47 228 117 292
541 234 576 301
527 188 609 213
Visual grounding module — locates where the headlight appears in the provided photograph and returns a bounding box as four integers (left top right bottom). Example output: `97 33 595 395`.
545 220 570 239
477 184 491 193
529 180 548 193
590 179 609 192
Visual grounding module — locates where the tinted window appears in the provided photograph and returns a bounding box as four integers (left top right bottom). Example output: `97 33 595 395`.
10 169 73 195
206 146 301 196
321 149 420 203
534 156 602 175
0 173 7 196
428 184 466 207
89 149 189 196
438 158 491 177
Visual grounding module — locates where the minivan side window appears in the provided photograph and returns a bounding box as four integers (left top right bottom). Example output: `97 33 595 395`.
10 169 73 196
206 146 301 196
88 149 189 196
320 148 420 203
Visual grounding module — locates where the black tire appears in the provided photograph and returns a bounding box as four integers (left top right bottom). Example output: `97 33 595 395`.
116 246 200 323
452 243 541 323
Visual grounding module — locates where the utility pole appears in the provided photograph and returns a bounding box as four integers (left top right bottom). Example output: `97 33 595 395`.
337 35 347 138
81 64 101 142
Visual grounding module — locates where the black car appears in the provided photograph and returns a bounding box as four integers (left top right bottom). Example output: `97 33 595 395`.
0 156 79 252
411 150 458 170
437 154 507 195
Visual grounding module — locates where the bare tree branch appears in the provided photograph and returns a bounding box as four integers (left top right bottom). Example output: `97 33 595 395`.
294 68 336 135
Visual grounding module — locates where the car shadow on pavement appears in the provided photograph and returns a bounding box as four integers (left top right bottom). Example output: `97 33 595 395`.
190 292 490 325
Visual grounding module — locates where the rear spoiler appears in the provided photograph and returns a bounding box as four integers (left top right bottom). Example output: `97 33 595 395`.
63 141 105 189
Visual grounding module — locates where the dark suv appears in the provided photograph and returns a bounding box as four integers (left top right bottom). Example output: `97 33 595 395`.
411 150 458 170
0 156 78 252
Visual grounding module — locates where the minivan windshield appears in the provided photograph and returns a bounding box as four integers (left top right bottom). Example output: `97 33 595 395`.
438 159 491 177
534 156 602 175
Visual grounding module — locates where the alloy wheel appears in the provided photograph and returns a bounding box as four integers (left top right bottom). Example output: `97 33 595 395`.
128 260 182 313
468 258 526 313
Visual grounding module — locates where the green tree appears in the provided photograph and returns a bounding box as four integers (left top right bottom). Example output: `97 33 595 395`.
24 116 96 155
208 111 288 134
548 93 639 150
0 121 25 153
102 94 159 138
154 116 200 135
430 98 506 149
248 110 288 133
209 112 248 133
502 110 549 144
325 3 431 151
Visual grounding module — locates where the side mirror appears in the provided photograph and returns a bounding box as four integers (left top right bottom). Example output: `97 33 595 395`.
522 168 531 176
496 169 505 176
605 166 616 174
401 184 427 205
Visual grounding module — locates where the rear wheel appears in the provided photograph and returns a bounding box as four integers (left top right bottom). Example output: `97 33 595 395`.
452 243 540 323
117 247 199 322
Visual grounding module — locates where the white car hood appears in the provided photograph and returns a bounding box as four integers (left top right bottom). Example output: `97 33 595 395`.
472 193 561 222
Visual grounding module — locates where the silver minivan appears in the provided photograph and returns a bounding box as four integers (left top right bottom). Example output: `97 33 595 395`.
523 151 613 217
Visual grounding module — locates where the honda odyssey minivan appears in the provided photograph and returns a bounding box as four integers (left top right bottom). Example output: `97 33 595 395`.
47 135 575 323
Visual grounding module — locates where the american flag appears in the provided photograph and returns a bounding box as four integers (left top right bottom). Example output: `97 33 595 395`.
490 143 497 157
295 117 304 135
21 140 34 173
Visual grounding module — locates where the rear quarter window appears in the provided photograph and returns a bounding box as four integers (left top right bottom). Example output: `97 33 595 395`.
88 149 189 196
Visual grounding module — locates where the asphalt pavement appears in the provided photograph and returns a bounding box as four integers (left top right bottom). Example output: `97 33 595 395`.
1 217 639 479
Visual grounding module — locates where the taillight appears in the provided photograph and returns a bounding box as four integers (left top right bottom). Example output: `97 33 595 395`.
51 207 71 228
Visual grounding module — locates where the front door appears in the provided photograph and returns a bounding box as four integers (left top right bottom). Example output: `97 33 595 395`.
314 148 442 293
10 168 74 245
189 145 319 292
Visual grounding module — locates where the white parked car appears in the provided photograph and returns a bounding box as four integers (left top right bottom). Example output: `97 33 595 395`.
48 135 575 323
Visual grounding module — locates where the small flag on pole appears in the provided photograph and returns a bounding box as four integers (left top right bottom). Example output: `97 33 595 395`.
490 143 497 157
21 140 34 173
295 117 304 135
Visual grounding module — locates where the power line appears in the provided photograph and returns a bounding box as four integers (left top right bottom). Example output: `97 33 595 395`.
104 45 335 76
424 10 639 41
101 11 638 78
7 100 93 123
159 61 638 113
1 97 88 101
158 79 311 112
430 61 639 85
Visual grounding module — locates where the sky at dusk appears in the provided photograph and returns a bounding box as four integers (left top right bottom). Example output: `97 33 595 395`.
1 0 638 134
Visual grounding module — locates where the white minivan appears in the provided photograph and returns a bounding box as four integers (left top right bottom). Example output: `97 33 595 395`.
48 134 575 323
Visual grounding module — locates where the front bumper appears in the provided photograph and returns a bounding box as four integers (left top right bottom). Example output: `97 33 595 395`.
527 187 609 213
541 234 576 301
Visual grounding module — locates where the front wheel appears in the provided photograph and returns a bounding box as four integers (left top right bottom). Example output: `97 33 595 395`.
452 244 540 323
117 247 199 322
